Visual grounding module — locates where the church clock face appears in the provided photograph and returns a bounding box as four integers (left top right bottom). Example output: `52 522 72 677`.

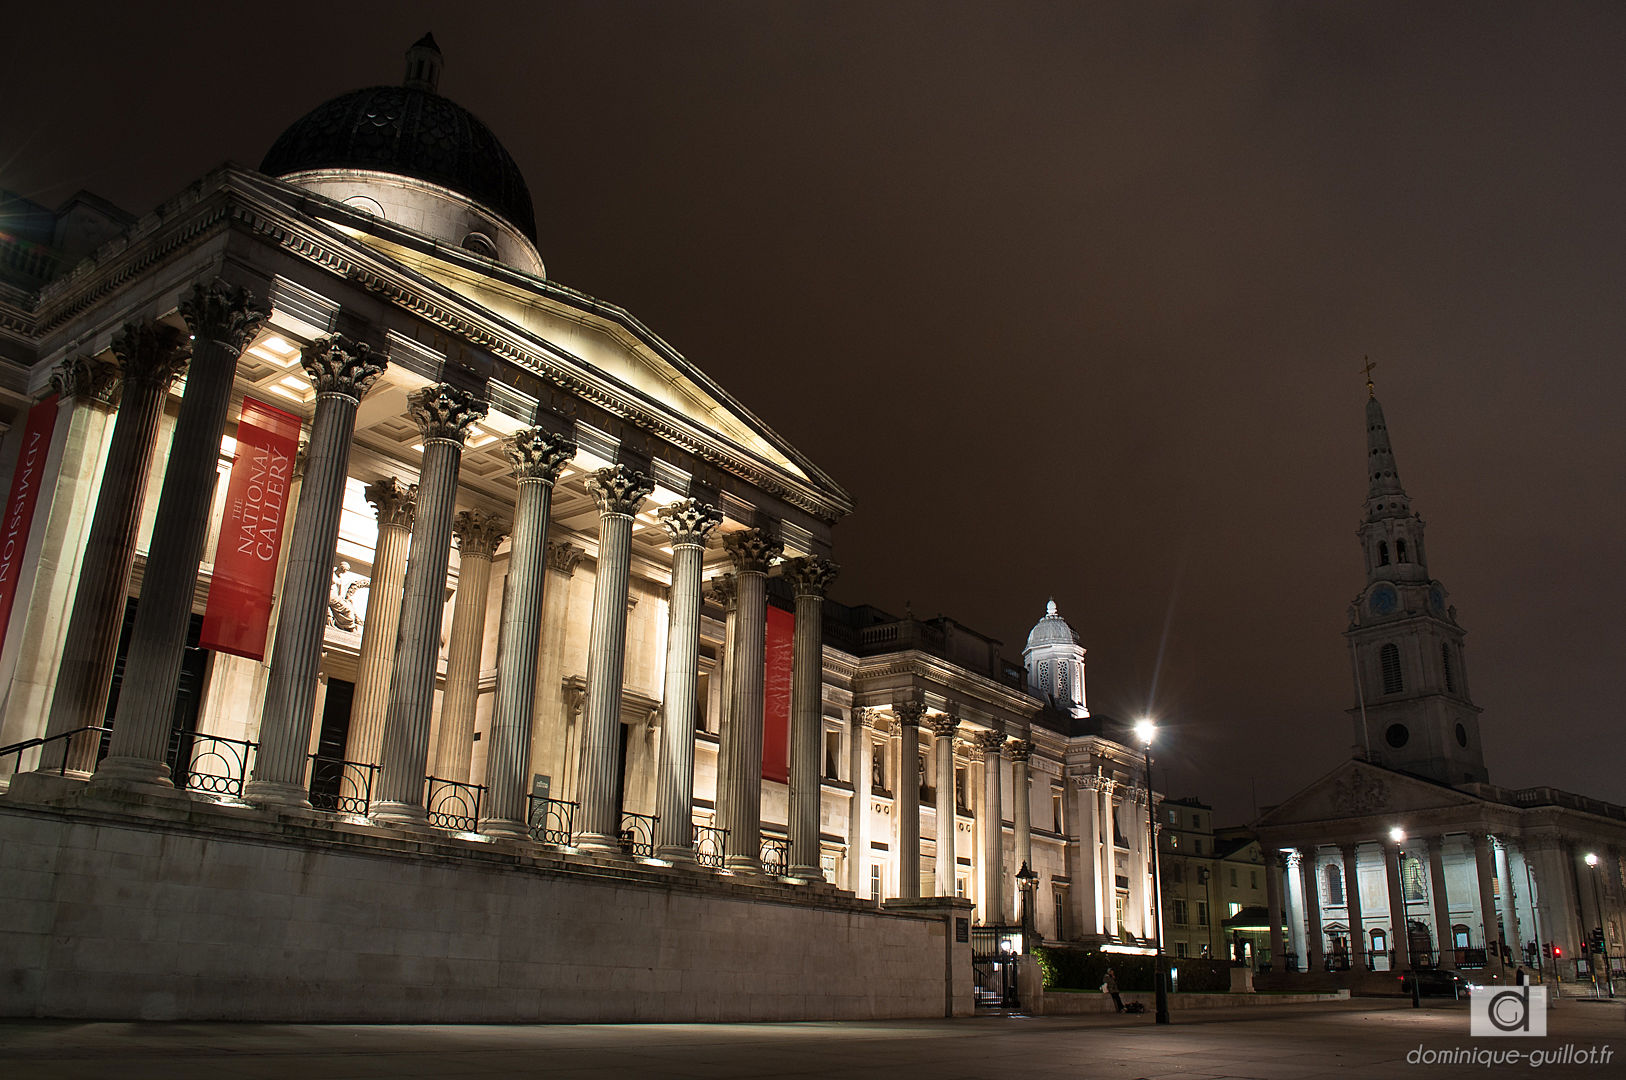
1370 585 1398 616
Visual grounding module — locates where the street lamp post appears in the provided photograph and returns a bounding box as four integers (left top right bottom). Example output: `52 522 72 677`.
1391 826 1420 1009
1135 718 1170 1025
1584 853 1612 997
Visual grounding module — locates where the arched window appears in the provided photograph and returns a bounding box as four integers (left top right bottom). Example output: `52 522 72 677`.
1380 643 1403 695
1325 863 1345 906
1402 857 1426 902
1441 644 1456 693
1396 539 1408 563
1378 541 1390 566
461 232 498 259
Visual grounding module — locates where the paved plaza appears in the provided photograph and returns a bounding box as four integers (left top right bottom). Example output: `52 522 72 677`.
2 998 1622 1080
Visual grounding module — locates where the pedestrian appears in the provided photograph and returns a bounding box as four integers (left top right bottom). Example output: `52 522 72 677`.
1515 965 1527 986
1103 967 1123 1013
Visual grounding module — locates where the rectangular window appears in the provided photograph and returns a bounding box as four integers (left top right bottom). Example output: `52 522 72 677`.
1169 861 1183 883
1174 899 1189 926
820 851 839 883
1228 901 1241 918
1054 895 1064 938
955 766 968 813
1175 941 1188 958
871 739 887 794
1116 891 1128 928
1250 870 1258 891
1195 839 1203 854
1167 808 1178 824
1197 901 1209 927
823 729 842 780
1052 792 1063 833
695 672 710 731
956 876 967 899
869 863 881 901
1230 868 1238 888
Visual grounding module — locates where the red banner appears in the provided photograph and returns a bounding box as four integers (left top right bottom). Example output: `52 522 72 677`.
0 395 59 655
762 604 794 782
200 397 301 660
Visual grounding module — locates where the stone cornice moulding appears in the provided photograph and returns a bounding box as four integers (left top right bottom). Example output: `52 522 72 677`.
852 650 1042 721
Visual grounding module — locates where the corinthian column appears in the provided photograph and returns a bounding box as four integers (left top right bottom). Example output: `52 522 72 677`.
1342 844 1366 970
895 698 924 899
481 428 573 839
653 499 723 863
344 478 415 783
96 283 268 788
783 555 837 882
1100 782 1119 937
1009 738 1032 878
41 327 188 773
929 712 959 897
707 574 737 814
978 730 1007 923
717 527 781 872
433 510 507 782
574 464 655 852
848 709 873 895
372 384 486 824
246 336 385 806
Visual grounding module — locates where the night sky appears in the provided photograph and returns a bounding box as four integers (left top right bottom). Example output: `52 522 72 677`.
6 3 1624 823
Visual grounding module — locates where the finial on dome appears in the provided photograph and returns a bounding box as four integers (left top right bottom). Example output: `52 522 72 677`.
404 32 443 93
1046 598 1058 617
1362 356 1376 399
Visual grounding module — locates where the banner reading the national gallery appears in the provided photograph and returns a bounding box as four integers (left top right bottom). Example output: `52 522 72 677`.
0 394 59 656
200 397 302 660
762 604 794 783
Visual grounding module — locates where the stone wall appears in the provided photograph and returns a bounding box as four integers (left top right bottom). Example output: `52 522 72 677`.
0 795 964 1022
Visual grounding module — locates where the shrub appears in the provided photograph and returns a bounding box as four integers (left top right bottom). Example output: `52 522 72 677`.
1033 945 1235 993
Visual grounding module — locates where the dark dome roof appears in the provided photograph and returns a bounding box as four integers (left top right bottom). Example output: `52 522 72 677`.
260 84 537 242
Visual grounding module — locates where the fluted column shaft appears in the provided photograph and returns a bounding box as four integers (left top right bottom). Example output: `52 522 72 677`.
373 385 485 823
785 556 836 881
481 429 572 838
719 528 780 872
575 464 654 851
1384 841 1411 969
1074 776 1101 935
1100 783 1118 936
1284 850 1307 964
1265 850 1287 970
653 500 721 862
1010 740 1032 875
708 575 737 817
931 714 958 897
979 732 1005 923
895 701 922 899
98 283 268 786
1472 831 1505 972
344 479 414 784
1341 844 1366 969
42 329 188 772
848 711 871 895
248 337 385 805
1299 849 1325 971
434 511 506 783
1493 838 1521 960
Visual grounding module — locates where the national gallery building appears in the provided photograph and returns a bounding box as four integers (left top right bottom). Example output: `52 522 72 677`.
0 38 1160 1021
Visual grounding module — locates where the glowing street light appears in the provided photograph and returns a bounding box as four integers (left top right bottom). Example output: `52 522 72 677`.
1137 716 1170 1025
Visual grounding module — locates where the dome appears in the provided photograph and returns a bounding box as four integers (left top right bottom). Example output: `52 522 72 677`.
260 36 537 243
1025 599 1080 650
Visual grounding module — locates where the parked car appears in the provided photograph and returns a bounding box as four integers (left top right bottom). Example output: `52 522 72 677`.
1398 968 1467 998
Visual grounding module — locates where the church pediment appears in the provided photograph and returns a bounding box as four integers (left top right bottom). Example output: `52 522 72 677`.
1256 759 1485 832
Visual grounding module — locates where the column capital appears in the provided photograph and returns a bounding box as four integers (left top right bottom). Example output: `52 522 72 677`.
1286 848 1304 870
1006 738 1033 763
1339 841 1362 859
783 555 839 598
585 463 654 516
110 321 190 391
893 699 925 727
50 355 121 407
926 712 959 738
722 527 781 574
408 383 488 445
178 281 269 355
508 428 576 484
365 477 419 529
975 730 1007 756
659 498 723 547
452 509 508 559
545 540 586 577
301 334 387 401
705 572 738 610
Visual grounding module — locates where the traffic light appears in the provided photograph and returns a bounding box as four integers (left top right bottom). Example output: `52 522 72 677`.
1590 927 1606 953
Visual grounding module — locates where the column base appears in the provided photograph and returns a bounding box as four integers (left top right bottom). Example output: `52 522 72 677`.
655 845 697 867
787 864 823 883
724 855 763 875
4 770 90 805
371 800 430 826
577 832 625 855
243 779 313 810
88 755 174 788
479 818 531 841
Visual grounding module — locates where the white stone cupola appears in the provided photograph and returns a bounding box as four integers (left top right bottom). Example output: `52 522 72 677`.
1023 599 1089 718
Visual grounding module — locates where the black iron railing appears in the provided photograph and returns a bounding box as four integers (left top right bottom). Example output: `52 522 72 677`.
693 824 728 868
168 731 256 798
619 811 658 858
527 795 578 847
425 776 484 832
0 724 110 776
308 755 377 815
761 834 790 877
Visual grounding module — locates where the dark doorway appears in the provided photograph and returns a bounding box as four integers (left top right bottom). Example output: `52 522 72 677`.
614 721 630 818
308 678 355 808
1408 919 1435 968
100 597 209 783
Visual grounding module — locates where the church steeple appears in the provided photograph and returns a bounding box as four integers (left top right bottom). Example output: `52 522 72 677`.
1343 382 1486 786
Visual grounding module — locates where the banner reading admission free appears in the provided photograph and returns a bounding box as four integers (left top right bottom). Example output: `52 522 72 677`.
0 394 59 656
761 604 794 783
200 397 302 660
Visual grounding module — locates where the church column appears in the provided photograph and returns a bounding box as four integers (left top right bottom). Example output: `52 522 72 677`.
574 464 655 853
894 698 923 898
1342 843 1367 970
1071 774 1101 935
480 429 573 838
533 540 584 803
434 510 506 782
344 478 415 781
928 711 959 897
718 528 780 873
1427 835 1453 966
706 575 737 819
40 327 188 772
246 336 385 805
1100 782 1119 937
978 731 1006 923
652 499 722 863
847 709 873 895
1010 739 1032 876
96 283 268 787
785 555 837 882
1265 849 1287 970
1301 847 1325 972
372 384 486 824
1285 849 1307 967
1493 837 1521 961
1471 832 1506 973
1384 837 1411 970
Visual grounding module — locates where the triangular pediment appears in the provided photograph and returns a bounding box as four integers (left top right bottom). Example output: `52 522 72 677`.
1256 758 1485 832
